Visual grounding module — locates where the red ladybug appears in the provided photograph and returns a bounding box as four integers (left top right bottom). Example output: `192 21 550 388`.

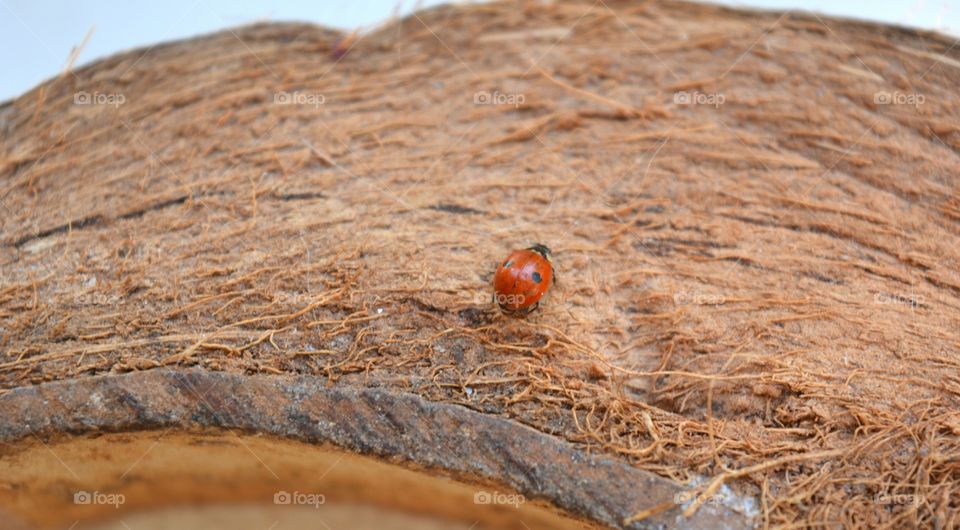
493 244 554 313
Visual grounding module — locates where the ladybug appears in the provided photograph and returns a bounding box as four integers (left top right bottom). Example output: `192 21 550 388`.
493 244 555 313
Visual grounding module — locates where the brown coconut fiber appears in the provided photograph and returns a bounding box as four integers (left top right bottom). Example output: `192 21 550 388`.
2 0 960 528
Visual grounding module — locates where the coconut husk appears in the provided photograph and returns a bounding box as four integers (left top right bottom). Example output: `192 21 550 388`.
1 1 959 528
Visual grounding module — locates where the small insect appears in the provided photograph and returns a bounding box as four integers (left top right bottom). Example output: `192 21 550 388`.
493 243 555 314
331 29 359 60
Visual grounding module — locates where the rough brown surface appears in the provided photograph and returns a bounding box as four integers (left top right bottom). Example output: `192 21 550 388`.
0 369 747 530
1 1 959 528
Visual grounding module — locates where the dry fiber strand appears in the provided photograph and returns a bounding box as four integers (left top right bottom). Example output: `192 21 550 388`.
2 1 960 528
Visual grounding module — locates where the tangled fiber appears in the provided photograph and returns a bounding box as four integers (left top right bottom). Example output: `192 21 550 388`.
2 1 960 528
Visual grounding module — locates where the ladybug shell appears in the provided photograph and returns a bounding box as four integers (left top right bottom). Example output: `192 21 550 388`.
493 248 553 311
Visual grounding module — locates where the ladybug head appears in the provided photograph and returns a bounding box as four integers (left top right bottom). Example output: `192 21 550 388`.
527 243 552 259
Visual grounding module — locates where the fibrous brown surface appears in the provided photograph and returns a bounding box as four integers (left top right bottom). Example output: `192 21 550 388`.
1 1 959 528
0 369 746 530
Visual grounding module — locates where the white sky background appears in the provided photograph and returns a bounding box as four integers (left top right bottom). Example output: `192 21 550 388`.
1 0 958 102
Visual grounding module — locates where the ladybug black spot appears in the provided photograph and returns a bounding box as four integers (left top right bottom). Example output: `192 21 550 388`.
532 271 542 283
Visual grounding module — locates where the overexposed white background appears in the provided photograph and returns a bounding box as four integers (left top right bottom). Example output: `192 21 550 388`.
1 0 958 101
